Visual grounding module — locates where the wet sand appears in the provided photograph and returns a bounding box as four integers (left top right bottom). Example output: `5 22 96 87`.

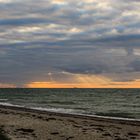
0 105 140 140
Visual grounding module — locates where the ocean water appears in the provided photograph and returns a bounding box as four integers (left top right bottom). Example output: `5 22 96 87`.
0 88 140 119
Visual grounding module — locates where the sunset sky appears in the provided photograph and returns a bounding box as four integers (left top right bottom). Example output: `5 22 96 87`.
0 0 140 88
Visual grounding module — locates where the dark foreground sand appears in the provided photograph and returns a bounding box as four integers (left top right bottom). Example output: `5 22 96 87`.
0 105 140 140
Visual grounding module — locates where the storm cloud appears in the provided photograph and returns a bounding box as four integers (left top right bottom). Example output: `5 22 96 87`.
0 0 140 87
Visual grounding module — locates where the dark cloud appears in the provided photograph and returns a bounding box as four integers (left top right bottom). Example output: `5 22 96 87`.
129 59 140 72
0 18 48 26
0 0 140 85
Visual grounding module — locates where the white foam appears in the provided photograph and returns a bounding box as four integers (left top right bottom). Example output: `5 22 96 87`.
74 113 140 122
0 99 8 101
30 107 140 122
0 102 140 122
0 102 24 107
31 107 78 114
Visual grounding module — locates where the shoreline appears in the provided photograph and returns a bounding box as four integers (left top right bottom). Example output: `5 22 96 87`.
0 105 140 140
0 104 140 125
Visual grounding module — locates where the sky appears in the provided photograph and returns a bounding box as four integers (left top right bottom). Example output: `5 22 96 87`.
0 0 140 88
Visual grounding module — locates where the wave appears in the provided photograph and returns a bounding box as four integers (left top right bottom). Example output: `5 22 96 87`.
31 107 79 114
0 102 24 107
25 107 140 122
48 101 76 105
0 99 8 101
0 102 140 122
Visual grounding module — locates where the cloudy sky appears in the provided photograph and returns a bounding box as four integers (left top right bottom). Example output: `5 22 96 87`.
0 0 140 88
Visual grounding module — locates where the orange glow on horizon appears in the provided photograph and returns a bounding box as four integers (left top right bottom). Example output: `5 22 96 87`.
25 74 140 88
25 81 140 88
1 74 140 88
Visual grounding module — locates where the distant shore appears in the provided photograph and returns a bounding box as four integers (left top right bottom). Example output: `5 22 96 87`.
0 105 140 140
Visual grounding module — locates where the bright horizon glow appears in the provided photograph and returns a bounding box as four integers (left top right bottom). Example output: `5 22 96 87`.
25 74 140 88
1 74 140 88
25 81 140 88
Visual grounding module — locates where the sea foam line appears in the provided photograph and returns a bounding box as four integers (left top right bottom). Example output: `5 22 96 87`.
0 102 140 122
30 107 140 122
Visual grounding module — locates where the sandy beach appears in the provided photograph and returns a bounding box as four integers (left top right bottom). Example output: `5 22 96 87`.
0 105 140 140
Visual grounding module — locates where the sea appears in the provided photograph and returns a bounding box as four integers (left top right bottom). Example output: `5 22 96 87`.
0 88 140 120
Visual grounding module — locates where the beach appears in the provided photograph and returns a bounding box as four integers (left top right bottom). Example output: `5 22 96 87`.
0 105 140 140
